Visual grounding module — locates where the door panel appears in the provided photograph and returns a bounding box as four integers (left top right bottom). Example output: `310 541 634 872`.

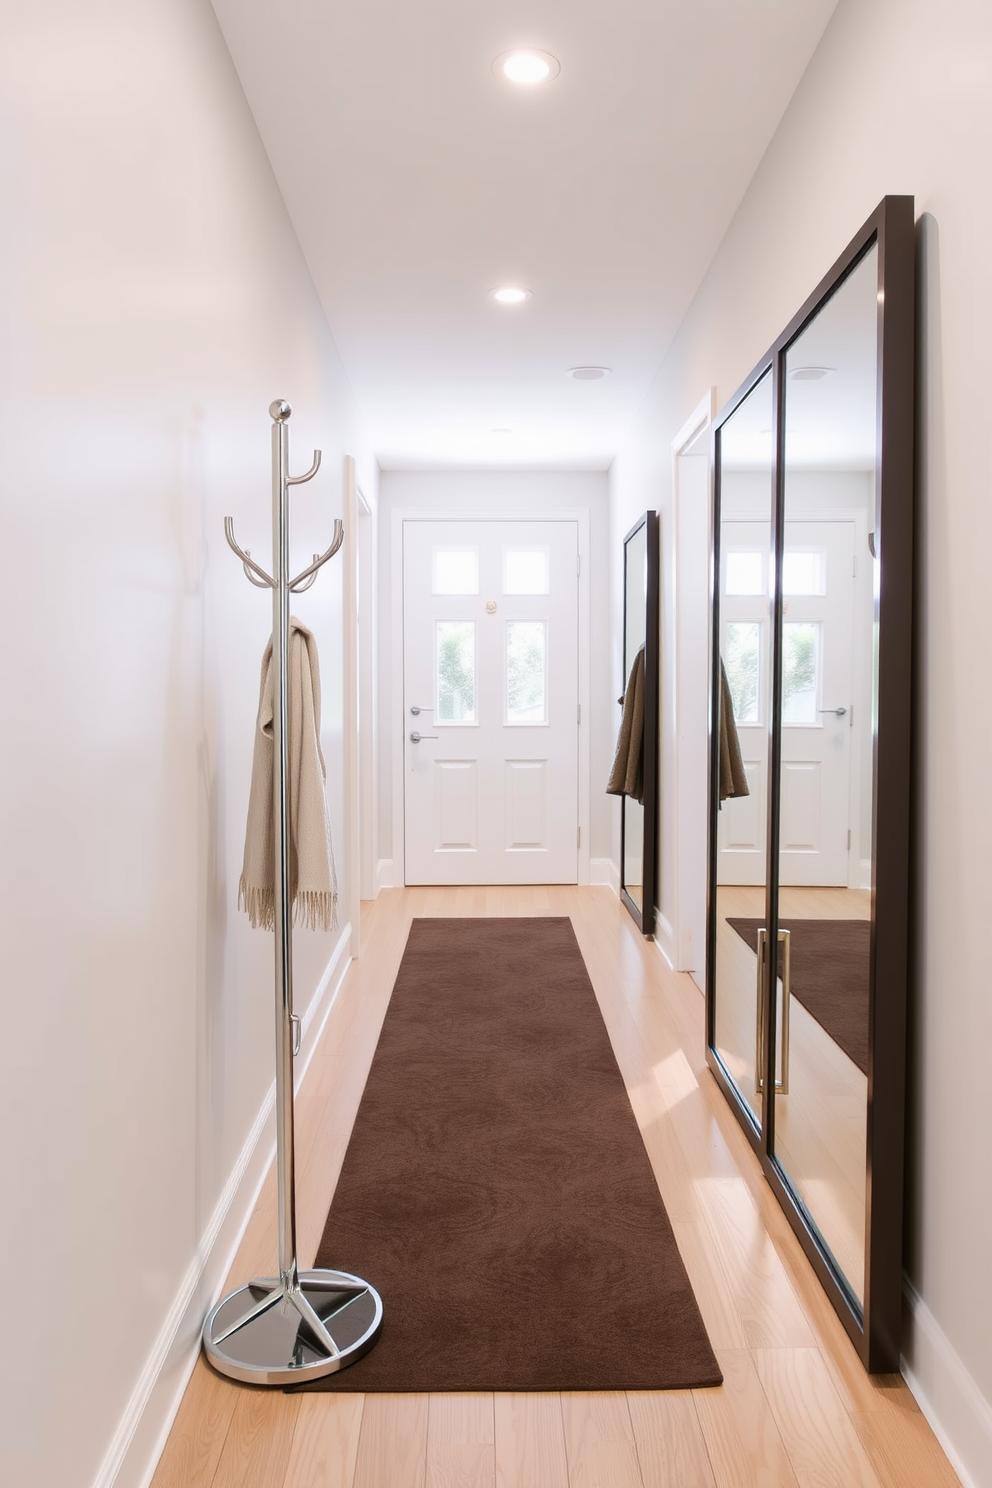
404 520 579 885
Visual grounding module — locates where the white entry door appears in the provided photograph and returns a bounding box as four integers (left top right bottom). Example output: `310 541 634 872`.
403 519 579 885
719 518 855 887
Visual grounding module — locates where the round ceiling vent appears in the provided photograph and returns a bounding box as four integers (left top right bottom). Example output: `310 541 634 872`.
566 366 610 381
789 365 835 381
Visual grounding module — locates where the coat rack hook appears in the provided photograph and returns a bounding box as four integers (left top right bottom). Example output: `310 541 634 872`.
287 449 322 486
224 517 275 588
288 519 345 592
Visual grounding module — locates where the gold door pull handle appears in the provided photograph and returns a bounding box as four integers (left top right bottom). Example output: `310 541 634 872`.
755 927 791 1095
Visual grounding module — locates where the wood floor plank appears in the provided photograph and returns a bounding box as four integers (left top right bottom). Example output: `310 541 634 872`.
559 1392 643 1488
692 1350 800 1488
283 1394 365 1488
353 1394 429 1488
671 1219 748 1352
850 1401 963 1488
149 1360 239 1488
209 1390 301 1488
694 1179 815 1350
427 1394 496 1488
625 1391 716 1488
753 1347 884 1488
493 1394 568 1488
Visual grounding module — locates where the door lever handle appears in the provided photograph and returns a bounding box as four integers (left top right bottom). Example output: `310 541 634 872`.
410 705 434 716
409 731 438 743
818 707 847 717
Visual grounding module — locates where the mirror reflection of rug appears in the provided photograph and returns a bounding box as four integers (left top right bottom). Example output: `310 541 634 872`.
727 918 869 1075
298 916 722 1393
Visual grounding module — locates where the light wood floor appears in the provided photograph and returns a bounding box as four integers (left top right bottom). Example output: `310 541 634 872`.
152 886 959 1488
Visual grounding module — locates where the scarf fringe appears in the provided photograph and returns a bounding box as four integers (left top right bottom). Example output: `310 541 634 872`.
239 877 337 933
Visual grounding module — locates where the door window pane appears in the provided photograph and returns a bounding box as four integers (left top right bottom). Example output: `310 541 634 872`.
782 622 820 723
506 621 547 724
503 547 550 594
433 548 478 595
436 621 477 722
725 622 760 723
726 551 765 596
783 550 824 595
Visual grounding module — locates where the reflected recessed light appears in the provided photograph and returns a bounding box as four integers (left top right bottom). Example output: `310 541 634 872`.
489 286 532 305
491 427 512 435
789 365 835 381
492 49 560 84
566 366 610 380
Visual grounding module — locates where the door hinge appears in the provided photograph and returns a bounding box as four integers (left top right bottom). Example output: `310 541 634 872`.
576 553 581 576
577 702 581 724
577 825 581 848
848 828 852 850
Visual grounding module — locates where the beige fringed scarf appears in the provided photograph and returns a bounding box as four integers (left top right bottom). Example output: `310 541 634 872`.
239 618 338 932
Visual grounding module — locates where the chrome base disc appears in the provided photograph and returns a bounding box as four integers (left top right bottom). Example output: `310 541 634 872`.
202 1269 383 1386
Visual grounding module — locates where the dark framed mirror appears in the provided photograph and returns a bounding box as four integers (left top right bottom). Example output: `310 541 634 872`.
706 197 915 1370
612 511 659 936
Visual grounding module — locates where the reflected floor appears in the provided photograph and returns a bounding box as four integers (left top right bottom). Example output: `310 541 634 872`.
713 883 869 1302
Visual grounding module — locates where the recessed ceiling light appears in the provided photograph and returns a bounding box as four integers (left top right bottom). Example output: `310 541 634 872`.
789 365 835 381
491 427 512 435
490 286 532 305
492 49 560 84
566 366 611 380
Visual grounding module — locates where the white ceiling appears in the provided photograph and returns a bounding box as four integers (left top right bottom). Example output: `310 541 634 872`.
210 0 839 470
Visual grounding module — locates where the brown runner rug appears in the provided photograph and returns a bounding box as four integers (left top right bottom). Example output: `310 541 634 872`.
727 918 870 1075
300 916 721 1392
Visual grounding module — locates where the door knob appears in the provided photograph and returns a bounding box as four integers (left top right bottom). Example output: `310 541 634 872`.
409 731 438 743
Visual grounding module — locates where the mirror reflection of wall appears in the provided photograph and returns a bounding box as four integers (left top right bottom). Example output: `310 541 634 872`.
611 511 658 936
713 368 774 1128
771 243 878 1306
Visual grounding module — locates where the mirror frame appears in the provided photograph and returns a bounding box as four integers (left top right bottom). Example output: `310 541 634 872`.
620 511 660 936
705 196 915 1370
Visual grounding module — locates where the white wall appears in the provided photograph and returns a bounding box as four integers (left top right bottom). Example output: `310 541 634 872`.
610 0 992 1483
0 3 375 1486
377 470 612 882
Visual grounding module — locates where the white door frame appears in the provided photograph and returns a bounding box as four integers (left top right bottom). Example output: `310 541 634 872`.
343 457 378 957
391 508 591 886
670 391 715 981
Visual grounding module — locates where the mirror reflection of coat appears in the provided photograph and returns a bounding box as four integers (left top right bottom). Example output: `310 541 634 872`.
719 659 749 802
607 645 645 803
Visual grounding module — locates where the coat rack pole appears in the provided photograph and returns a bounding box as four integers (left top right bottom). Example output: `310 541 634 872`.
202 401 382 1387
271 410 298 1289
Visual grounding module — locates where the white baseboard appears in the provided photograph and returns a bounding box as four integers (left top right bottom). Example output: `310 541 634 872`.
653 909 675 969
376 857 394 891
94 924 353 1488
902 1275 991 1488
590 857 619 893
859 857 872 891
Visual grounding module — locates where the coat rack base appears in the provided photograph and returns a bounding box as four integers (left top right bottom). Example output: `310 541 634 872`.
202 1268 383 1386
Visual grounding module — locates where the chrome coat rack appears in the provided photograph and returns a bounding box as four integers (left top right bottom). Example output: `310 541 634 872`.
202 401 382 1385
